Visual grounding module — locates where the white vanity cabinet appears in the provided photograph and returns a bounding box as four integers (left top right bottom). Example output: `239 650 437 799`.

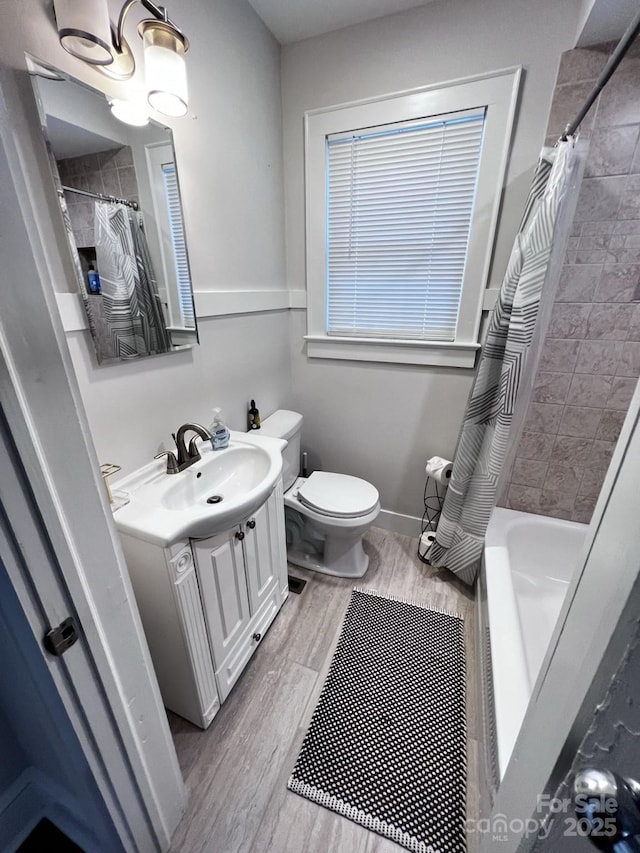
118 479 288 727
193 482 286 701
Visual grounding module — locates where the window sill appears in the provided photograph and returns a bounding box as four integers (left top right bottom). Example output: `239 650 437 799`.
304 335 480 367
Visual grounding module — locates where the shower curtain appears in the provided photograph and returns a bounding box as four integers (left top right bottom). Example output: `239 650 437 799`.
95 202 171 359
427 139 578 585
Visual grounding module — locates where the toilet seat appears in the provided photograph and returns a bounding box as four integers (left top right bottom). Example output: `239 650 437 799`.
296 471 379 519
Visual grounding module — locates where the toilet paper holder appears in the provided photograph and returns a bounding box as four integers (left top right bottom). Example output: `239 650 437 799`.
417 460 450 564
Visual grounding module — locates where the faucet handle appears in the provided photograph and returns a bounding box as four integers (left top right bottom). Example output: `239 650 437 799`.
154 450 180 475
187 436 202 461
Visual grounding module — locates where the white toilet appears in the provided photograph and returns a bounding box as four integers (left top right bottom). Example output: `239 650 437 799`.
260 410 380 578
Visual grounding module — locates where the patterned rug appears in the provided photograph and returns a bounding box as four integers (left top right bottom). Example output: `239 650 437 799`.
288 588 466 853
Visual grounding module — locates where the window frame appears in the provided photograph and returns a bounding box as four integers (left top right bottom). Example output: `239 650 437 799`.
145 141 195 331
304 67 522 368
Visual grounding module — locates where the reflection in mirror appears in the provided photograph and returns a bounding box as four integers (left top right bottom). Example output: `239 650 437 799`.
30 65 198 363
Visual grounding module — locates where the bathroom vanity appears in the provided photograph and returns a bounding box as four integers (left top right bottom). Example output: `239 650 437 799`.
114 432 289 728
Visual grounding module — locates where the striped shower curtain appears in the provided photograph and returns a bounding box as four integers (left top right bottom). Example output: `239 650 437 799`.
95 202 171 360
427 140 577 585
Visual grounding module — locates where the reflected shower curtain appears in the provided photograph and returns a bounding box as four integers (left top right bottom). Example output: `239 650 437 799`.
427 140 578 585
95 202 171 359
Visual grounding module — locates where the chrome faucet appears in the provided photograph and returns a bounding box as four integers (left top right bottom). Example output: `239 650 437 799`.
154 423 212 474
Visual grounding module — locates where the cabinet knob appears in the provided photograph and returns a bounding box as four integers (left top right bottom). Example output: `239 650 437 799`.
235 530 245 541
252 632 262 642
246 519 256 530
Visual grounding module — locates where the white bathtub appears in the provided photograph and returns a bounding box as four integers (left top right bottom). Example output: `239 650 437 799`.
484 507 587 777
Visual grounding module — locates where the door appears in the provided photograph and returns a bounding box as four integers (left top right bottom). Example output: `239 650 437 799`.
193 528 250 664
243 497 277 614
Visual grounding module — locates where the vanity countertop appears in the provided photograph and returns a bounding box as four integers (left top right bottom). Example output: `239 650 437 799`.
112 431 285 547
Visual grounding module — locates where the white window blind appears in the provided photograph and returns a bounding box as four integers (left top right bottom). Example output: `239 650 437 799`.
162 163 195 328
326 109 486 341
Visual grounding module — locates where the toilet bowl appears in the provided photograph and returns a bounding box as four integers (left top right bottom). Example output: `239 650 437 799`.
259 411 380 578
284 473 380 577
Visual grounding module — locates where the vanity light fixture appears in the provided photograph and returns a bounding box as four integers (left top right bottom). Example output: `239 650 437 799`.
54 0 189 118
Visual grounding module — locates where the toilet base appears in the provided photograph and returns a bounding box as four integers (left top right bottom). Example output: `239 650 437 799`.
286 537 370 579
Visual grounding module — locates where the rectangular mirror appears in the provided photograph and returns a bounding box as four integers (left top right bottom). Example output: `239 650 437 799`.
30 64 198 363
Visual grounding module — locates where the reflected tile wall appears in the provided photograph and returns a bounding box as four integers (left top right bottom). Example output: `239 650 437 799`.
500 42 640 524
56 146 139 248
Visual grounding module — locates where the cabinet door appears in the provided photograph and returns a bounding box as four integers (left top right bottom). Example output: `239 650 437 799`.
243 498 277 614
193 528 250 665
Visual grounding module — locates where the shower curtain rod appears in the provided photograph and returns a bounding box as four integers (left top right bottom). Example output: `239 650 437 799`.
561 8 640 140
59 185 139 211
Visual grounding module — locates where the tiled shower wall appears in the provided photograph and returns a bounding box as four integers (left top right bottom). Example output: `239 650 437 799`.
500 42 640 523
57 146 140 248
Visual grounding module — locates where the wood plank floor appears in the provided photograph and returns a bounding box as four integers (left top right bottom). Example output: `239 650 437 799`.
168 527 478 853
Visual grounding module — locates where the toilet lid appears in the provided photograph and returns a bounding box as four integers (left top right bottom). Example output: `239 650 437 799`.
297 471 379 519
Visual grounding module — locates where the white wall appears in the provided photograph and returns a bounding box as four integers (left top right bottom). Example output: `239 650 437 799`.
1 0 583 515
70 310 291 474
282 0 582 522
0 0 289 476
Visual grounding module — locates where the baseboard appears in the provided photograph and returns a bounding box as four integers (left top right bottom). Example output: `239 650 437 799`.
375 509 422 538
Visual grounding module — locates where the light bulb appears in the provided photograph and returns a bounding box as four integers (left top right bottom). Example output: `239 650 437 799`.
109 97 150 127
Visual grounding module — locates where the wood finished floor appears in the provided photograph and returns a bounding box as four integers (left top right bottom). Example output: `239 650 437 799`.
168 527 478 853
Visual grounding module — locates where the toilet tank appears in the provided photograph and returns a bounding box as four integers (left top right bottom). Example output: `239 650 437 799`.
259 410 302 492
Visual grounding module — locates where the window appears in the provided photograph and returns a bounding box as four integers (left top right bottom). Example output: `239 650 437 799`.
146 142 195 332
162 163 195 328
305 68 521 367
327 110 486 342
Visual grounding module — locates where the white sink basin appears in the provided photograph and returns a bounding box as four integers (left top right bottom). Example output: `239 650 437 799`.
161 445 272 511
113 431 285 546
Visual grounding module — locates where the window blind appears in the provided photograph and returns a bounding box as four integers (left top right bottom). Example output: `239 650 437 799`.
162 163 195 328
326 109 486 341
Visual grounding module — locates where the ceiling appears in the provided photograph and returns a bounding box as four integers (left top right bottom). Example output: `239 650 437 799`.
247 0 637 46
577 0 639 46
47 116 122 160
246 0 434 44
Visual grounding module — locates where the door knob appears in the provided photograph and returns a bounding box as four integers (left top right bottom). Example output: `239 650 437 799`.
252 632 262 642
246 519 256 529
574 768 640 851
235 530 245 541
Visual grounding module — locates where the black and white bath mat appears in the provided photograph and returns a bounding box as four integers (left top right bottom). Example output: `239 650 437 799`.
288 588 466 853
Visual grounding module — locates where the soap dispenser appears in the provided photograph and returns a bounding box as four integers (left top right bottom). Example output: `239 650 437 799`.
209 408 230 450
